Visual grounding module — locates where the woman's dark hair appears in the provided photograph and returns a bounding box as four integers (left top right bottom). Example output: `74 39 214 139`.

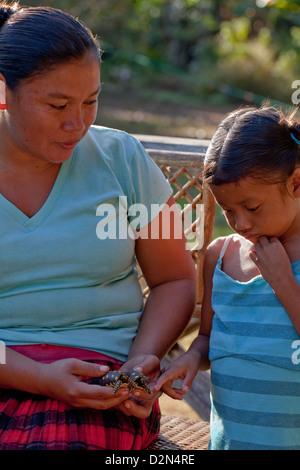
203 105 300 186
0 1 101 89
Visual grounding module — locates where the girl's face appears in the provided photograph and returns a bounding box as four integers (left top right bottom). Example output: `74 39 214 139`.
211 175 300 244
2 51 100 165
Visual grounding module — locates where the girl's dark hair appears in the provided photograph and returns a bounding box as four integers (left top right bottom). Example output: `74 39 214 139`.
203 105 300 185
0 2 101 89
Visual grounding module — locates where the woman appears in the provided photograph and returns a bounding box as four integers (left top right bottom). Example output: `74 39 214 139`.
0 3 197 450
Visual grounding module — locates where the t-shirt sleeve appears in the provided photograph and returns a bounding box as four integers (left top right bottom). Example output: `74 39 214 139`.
127 138 173 229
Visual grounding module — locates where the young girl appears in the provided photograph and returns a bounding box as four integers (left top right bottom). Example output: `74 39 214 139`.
155 106 300 450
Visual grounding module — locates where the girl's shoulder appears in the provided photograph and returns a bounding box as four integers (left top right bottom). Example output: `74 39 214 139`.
206 236 227 257
205 235 236 262
205 234 250 273
203 236 229 277
207 234 250 258
211 234 260 282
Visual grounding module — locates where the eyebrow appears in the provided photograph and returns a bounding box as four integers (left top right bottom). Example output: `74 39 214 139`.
47 86 101 100
218 197 260 208
218 199 248 206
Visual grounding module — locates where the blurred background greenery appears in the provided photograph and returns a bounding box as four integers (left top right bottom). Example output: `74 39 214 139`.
23 0 300 109
21 0 300 237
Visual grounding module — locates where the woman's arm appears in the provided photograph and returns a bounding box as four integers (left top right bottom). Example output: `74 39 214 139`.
127 196 198 364
118 196 197 417
0 347 131 409
129 231 223 367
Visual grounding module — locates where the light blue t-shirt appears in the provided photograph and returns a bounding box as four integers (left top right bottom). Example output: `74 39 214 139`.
0 126 173 362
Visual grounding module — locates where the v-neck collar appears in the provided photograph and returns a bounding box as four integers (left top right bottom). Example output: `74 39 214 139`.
0 153 74 231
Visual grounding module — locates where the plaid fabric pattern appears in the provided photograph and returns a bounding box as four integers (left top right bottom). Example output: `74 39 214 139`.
0 351 160 450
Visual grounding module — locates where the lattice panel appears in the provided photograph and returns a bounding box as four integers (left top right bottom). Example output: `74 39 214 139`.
161 165 204 257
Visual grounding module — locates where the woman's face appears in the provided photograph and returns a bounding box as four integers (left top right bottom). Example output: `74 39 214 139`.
2 51 101 165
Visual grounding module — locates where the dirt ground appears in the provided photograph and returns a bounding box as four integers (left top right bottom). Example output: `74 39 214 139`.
96 86 238 140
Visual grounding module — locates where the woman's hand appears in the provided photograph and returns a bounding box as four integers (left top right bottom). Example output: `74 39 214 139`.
37 358 131 409
121 353 161 380
116 353 162 418
117 387 161 419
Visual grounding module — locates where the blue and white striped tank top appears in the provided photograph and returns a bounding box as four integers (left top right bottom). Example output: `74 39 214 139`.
209 235 300 450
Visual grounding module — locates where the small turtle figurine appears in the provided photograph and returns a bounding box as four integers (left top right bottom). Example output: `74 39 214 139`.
97 370 131 393
97 369 152 394
126 369 152 394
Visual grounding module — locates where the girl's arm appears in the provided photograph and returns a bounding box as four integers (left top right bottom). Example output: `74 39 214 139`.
153 237 223 398
250 236 300 334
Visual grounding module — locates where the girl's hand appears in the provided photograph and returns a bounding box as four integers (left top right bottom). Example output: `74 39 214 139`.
249 235 300 335
38 358 130 409
249 236 294 290
154 352 199 400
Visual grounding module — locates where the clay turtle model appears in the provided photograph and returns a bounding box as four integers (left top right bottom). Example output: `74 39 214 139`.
97 369 152 394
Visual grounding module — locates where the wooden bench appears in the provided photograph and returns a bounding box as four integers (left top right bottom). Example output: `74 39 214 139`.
137 135 215 450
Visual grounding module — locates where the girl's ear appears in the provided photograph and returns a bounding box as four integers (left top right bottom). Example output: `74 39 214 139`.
289 167 300 198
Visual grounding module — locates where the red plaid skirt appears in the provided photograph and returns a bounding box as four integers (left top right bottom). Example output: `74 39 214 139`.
0 345 160 450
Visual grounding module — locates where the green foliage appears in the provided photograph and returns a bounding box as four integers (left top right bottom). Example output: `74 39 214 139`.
21 0 300 104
